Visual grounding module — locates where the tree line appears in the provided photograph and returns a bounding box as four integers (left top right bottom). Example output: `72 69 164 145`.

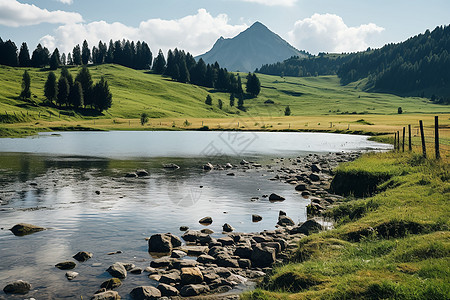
257 53 353 77
257 25 450 103
338 25 450 103
21 67 112 112
0 38 152 70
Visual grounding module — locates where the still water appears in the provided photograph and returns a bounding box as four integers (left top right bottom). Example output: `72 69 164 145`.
0 131 390 298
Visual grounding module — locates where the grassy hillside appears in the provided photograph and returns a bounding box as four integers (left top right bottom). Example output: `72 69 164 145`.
243 151 449 299
0 64 449 149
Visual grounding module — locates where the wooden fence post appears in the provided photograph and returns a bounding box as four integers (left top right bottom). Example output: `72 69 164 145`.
397 131 400 151
435 116 440 159
419 120 426 158
402 127 405 152
394 132 397 150
408 124 412 151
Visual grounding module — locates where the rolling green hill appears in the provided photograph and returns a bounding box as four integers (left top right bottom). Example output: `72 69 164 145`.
0 64 448 124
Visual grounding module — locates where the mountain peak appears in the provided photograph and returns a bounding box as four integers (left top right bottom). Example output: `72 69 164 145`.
196 22 308 72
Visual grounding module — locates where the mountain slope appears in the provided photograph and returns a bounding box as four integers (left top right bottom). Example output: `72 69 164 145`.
196 22 308 72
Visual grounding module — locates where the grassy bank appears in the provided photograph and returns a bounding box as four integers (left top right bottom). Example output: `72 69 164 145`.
243 151 449 299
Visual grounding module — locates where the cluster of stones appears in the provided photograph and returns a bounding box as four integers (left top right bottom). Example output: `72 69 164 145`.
139 216 323 299
269 152 361 215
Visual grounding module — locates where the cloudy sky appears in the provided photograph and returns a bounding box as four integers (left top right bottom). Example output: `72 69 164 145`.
1 0 449 56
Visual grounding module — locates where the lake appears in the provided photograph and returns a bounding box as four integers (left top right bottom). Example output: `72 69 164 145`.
0 131 390 298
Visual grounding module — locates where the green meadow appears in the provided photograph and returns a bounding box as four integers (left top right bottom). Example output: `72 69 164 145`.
243 151 449 299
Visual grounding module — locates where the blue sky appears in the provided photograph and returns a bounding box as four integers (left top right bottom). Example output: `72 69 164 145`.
0 0 449 56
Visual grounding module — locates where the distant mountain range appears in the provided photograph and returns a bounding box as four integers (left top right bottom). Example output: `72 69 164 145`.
196 22 308 73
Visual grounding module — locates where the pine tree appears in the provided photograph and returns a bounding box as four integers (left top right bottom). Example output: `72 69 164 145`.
75 66 93 107
246 73 261 97
44 72 58 103
81 40 91 65
0 40 18 66
237 93 244 110
218 99 223 110
72 44 82 65
60 67 74 89
70 81 84 108
205 94 212 105
67 53 73 65
93 77 112 112
57 76 69 107
18 42 31 67
229 93 235 107
20 70 31 100
31 44 49 68
152 49 166 74
60 53 66 66
106 40 114 63
49 48 61 70
284 105 291 116
179 59 190 83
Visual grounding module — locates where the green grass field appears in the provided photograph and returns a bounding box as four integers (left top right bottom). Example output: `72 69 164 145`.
1 64 449 156
243 151 449 299
1 64 448 120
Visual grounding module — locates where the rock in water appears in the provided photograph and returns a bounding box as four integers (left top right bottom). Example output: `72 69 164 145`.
252 214 263 222
73 251 93 262
91 290 120 300
148 233 172 253
203 162 214 170
10 223 45 236
277 215 295 226
100 278 122 289
199 216 213 225
55 261 76 270
290 219 323 235
136 169 149 177
269 193 285 201
65 271 79 280
106 262 127 279
129 286 161 299
222 223 234 232
3 280 31 294
163 163 180 169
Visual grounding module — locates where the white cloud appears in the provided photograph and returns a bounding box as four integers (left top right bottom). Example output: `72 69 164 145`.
241 0 297 6
0 0 83 27
57 0 73 4
288 13 384 54
41 9 247 56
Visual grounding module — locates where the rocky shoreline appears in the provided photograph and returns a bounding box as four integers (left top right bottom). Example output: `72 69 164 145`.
3 151 361 299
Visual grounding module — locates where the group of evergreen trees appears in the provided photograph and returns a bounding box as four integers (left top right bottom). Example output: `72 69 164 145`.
257 53 353 77
40 67 112 112
153 48 253 97
258 25 450 103
0 38 152 70
338 25 450 103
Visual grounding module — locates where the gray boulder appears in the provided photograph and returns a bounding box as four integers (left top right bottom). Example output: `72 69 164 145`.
199 216 213 225
148 233 172 253
3 280 31 294
106 262 127 279
130 286 161 299
277 215 295 227
100 278 122 289
295 184 307 191
252 214 262 222
203 163 214 170
309 173 320 182
180 284 210 297
290 219 323 235
157 283 179 296
136 169 149 177
269 193 285 201
10 223 45 236
91 290 120 300
73 251 93 262
222 223 234 232
55 261 76 270
251 245 276 268
65 271 79 280
181 267 204 284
